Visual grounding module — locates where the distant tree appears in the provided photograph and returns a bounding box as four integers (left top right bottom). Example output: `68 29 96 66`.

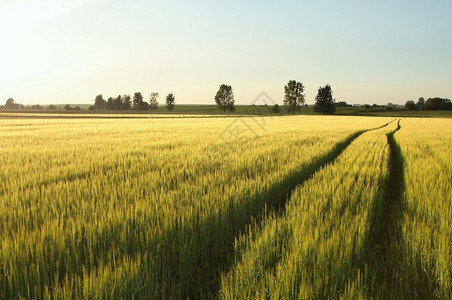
416 97 425 109
215 84 235 112
64 104 73 110
106 97 115 110
114 95 122 110
121 95 131 110
5 98 20 109
94 94 106 110
444 100 452 110
372 104 379 108
73 106 81 111
140 101 149 110
284 80 305 114
334 101 352 107
314 84 336 114
149 92 159 111
364 104 371 109
424 97 452 110
271 104 281 114
133 92 144 110
166 93 175 111
89 105 95 111
31 105 43 109
48 104 58 110
404 100 417 110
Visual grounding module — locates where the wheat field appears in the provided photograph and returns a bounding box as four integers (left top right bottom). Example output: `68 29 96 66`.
0 115 450 298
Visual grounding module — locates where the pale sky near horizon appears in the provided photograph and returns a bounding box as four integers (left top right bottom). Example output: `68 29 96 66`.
1 0 451 105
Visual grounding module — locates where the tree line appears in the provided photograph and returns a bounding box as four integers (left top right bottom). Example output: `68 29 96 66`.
91 92 176 111
3 86 451 113
0 98 42 110
89 81 334 114
0 99 82 110
404 97 452 111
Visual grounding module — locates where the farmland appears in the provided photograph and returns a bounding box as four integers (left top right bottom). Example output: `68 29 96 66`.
0 115 450 298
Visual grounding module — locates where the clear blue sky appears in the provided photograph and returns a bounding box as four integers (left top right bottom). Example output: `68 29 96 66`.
1 0 451 105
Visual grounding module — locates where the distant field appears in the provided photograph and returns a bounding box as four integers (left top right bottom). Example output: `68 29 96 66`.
1 105 452 118
0 105 271 116
336 107 452 118
0 115 450 298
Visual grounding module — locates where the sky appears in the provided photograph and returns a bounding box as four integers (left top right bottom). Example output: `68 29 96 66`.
0 0 451 105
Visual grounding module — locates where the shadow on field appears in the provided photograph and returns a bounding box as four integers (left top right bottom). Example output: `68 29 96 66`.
25 121 395 299
359 120 406 296
4 122 400 299
323 120 443 298
159 133 366 298
136 122 397 299
359 120 440 298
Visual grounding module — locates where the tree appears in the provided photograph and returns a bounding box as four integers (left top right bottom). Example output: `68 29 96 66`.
314 84 336 114
106 97 115 110
48 104 58 110
94 94 106 110
271 104 281 114
215 84 235 112
283 80 305 114
73 106 81 111
133 92 144 110
364 104 371 109
114 95 122 110
64 104 73 110
424 97 452 110
416 97 425 109
335 101 351 107
404 100 417 110
121 95 131 110
149 92 159 111
140 102 149 110
166 93 175 111
5 98 20 109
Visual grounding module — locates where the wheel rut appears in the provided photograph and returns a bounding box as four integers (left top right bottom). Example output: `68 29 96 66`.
205 120 395 298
